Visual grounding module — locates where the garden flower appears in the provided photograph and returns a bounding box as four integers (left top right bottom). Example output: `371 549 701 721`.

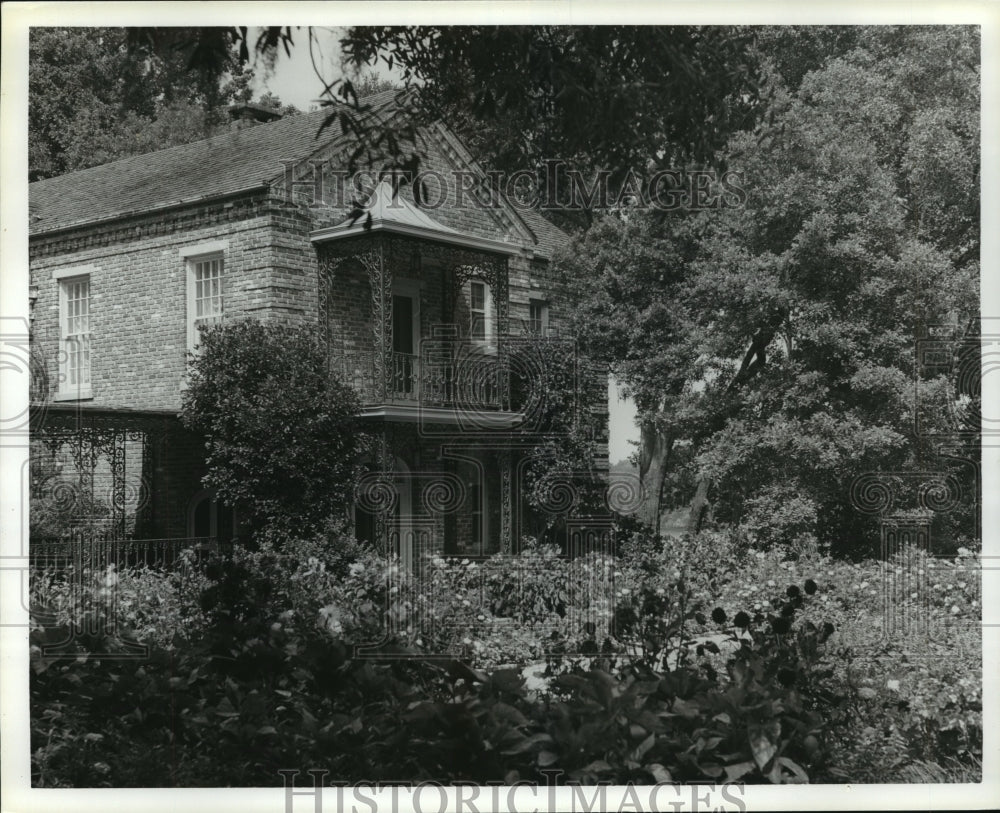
348 562 365 576
318 605 343 635
887 680 900 691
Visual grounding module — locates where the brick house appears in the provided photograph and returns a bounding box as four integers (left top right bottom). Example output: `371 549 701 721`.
28 92 609 564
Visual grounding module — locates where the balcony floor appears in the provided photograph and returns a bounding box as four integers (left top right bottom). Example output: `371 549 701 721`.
358 402 526 427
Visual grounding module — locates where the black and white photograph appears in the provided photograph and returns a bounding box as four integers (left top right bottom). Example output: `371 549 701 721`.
1 2 997 811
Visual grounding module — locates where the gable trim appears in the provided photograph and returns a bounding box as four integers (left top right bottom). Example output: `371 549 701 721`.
310 219 521 257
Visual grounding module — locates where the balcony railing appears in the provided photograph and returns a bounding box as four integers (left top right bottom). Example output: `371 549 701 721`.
336 348 504 409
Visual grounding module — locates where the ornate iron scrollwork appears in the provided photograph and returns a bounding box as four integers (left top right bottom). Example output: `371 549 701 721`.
317 233 511 408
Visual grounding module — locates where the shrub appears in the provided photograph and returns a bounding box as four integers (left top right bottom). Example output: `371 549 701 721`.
30 570 836 785
30 521 979 785
700 543 982 781
30 553 211 650
180 318 365 540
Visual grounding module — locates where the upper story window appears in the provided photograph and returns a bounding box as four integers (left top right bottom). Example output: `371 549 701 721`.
57 274 92 399
469 280 493 344
182 241 228 353
528 299 549 336
51 265 97 401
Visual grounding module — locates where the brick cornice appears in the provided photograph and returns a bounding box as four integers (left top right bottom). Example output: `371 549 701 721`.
28 190 307 259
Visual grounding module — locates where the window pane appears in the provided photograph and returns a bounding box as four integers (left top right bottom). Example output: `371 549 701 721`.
194 257 224 322
61 277 91 391
470 282 485 312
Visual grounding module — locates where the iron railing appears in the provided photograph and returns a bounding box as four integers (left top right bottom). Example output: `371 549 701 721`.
336 348 503 408
30 536 221 570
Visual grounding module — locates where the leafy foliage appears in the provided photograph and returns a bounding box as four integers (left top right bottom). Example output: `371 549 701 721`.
340 27 765 186
29 526 980 786
180 319 364 540
29 27 301 180
509 338 607 526
30 544 832 786
556 26 980 553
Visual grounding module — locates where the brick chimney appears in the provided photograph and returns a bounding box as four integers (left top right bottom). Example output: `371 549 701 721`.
228 103 283 130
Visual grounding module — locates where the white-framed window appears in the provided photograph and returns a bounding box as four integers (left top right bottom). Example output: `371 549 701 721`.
186 253 224 352
56 273 92 400
469 280 493 343
528 299 549 336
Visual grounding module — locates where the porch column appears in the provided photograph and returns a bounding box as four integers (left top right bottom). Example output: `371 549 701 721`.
499 447 512 553
489 256 510 410
109 429 128 541
374 426 393 555
358 237 393 402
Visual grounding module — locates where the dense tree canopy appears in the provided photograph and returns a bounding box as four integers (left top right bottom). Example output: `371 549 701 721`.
340 26 765 175
556 26 980 554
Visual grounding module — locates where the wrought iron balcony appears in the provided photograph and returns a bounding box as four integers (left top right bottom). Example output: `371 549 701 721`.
336 347 506 410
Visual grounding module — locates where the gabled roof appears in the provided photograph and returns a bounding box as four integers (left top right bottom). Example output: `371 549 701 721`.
28 89 568 258
28 90 400 236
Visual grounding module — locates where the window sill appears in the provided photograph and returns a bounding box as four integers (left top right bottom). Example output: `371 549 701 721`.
53 388 93 402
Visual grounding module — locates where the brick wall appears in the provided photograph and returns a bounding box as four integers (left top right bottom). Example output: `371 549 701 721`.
30 199 317 413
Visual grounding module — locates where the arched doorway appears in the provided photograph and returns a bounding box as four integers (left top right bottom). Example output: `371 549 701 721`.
186 489 239 543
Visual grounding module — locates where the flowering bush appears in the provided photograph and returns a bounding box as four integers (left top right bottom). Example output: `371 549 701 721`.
28 523 980 785
694 542 982 781
298 541 617 669
31 551 211 649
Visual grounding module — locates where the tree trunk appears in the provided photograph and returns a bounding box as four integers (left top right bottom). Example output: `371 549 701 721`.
686 476 710 536
637 420 672 534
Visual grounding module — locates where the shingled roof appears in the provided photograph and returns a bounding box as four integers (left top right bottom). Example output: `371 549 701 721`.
28 89 568 258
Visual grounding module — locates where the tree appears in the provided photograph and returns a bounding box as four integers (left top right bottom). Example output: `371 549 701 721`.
338 26 765 224
29 28 239 179
108 25 765 225
29 28 302 180
557 26 979 553
180 320 364 541
349 69 399 98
